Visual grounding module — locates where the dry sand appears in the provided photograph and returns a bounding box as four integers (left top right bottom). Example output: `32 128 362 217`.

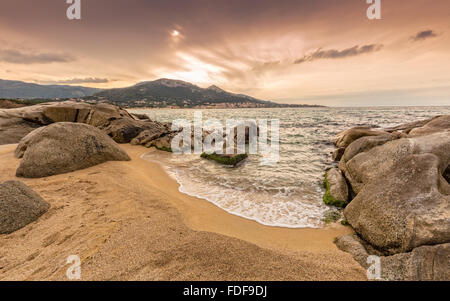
0 144 366 280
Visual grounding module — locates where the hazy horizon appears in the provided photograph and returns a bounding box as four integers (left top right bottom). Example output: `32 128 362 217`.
1 0 449 106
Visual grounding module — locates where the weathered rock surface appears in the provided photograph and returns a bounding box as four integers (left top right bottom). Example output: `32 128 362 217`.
131 113 150 120
0 180 50 234
15 122 131 178
323 168 348 207
0 101 134 144
341 131 450 195
333 127 388 148
344 152 450 254
0 101 174 150
331 115 450 280
408 115 450 137
335 235 450 281
332 147 345 161
102 118 168 144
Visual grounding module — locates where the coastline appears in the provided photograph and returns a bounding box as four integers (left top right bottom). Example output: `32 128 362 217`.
0 143 365 280
141 150 354 251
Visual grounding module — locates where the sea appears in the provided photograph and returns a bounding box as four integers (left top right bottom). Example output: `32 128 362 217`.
129 106 450 228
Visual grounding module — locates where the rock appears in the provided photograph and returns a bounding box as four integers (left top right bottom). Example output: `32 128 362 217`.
334 235 370 268
332 147 345 161
380 243 450 281
333 127 389 148
146 133 176 152
0 116 41 145
102 118 168 144
0 181 50 234
130 129 164 146
131 113 150 120
331 115 450 280
322 209 341 224
341 134 396 164
408 115 450 137
201 153 248 166
341 131 450 194
344 151 450 254
383 116 440 134
15 122 131 178
0 101 135 144
229 120 259 145
335 235 450 281
323 168 349 207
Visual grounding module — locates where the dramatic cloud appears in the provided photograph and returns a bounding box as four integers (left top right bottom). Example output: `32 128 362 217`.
54 77 110 84
294 44 384 64
0 0 449 106
411 30 438 42
0 49 75 64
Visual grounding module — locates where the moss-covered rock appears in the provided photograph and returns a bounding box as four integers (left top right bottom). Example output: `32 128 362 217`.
341 219 350 226
322 170 349 208
201 152 248 166
323 209 341 224
156 146 172 153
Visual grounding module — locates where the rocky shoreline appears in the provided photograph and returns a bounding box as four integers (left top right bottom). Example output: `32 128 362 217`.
0 101 448 280
325 115 449 280
0 101 256 235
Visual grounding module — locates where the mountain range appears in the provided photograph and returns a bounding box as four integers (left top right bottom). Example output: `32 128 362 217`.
0 79 100 99
90 78 288 108
0 78 322 108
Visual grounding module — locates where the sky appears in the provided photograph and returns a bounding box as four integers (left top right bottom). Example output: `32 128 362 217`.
0 0 449 106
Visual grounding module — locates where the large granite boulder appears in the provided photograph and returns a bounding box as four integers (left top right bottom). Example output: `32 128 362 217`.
331 116 450 280
344 152 450 255
408 115 450 137
383 116 440 134
339 130 450 255
341 131 450 194
341 134 401 164
0 181 50 234
335 235 449 281
333 127 388 148
15 122 130 178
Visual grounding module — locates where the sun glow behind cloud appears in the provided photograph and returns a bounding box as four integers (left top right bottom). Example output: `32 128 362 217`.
0 0 449 105
158 52 226 84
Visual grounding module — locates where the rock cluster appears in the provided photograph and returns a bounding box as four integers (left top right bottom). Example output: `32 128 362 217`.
327 115 450 280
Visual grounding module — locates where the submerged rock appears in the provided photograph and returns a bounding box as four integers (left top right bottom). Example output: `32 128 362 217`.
15 122 131 178
0 181 50 234
201 152 248 166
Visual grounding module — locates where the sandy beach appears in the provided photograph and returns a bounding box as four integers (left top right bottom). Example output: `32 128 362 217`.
0 143 365 280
